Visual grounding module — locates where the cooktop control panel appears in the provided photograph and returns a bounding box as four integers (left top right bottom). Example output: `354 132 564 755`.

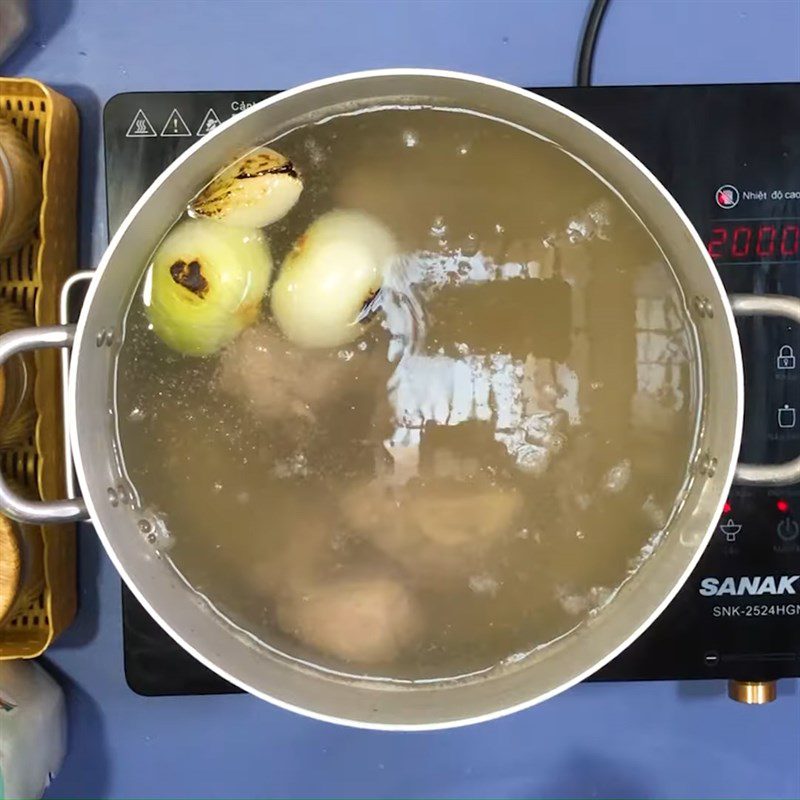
104 84 800 695
556 84 800 682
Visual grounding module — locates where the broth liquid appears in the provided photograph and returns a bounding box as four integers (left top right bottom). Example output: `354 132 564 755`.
116 107 700 681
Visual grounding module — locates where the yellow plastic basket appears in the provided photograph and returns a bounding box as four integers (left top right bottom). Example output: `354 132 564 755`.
0 78 79 658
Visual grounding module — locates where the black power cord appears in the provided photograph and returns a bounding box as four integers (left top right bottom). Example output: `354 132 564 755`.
576 0 612 87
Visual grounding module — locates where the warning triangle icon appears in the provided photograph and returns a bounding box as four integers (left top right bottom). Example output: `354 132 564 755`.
197 108 222 136
161 108 191 137
125 109 157 138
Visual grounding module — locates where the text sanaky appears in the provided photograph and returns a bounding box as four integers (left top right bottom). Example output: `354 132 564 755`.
699 575 799 597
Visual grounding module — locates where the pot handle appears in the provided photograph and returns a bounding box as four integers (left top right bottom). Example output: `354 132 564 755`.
0 324 89 523
730 293 800 486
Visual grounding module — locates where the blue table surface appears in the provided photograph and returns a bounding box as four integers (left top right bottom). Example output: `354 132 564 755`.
6 0 800 797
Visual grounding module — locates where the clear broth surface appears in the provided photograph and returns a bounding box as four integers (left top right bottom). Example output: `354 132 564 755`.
116 106 700 682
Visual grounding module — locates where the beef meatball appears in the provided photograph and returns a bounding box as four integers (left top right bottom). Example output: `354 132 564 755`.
217 324 342 423
277 574 423 665
340 478 523 582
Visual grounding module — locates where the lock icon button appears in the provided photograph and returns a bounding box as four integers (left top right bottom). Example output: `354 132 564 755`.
777 345 796 370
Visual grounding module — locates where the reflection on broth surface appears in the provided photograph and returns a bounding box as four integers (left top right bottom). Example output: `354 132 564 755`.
116 106 700 681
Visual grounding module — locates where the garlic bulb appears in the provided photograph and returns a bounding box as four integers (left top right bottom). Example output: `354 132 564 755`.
145 219 273 356
190 147 303 229
271 209 397 348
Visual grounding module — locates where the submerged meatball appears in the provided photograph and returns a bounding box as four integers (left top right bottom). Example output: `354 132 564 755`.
218 324 342 422
277 574 423 665
411 481 522 547
246 514 334 599
340 479 523 581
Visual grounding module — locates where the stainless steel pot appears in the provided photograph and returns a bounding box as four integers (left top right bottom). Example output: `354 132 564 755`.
2 70 799 729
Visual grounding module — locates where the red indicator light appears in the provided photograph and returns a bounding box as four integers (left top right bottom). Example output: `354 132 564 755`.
723 501 732 514
777 499 789 513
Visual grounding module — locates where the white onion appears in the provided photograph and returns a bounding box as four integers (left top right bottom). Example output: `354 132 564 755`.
190 147 302 229
271 209 397 348
145 219 272 356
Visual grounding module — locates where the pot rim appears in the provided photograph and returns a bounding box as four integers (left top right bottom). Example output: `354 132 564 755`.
70 68 743 729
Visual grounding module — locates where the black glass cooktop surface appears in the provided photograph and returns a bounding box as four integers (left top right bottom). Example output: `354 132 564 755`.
104 84 800 696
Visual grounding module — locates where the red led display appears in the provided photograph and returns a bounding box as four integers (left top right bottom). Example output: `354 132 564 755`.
777 499 790 513
707 221 800 262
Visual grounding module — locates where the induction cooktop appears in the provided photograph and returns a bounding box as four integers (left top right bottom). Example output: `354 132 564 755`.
103 84 800 698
